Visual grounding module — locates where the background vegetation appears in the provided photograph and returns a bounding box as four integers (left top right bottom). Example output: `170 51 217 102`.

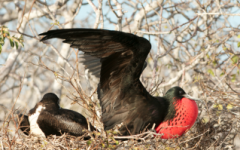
0 0 240 149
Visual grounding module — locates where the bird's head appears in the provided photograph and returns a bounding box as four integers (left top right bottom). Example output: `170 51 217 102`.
40 93 60 109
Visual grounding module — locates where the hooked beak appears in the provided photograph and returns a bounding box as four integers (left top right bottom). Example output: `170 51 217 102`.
183 94 202 102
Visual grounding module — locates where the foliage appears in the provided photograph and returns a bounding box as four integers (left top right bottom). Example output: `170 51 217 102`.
0 26 24 53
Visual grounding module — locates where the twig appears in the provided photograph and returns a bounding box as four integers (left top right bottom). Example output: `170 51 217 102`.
197 13 240 16
114 131 162 140
40 42 75 72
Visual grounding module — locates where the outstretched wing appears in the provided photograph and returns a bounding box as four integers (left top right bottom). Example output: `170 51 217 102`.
79 54 101 78
40 29 160 135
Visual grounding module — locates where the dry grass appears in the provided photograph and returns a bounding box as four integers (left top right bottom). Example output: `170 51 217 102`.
1 81 239 150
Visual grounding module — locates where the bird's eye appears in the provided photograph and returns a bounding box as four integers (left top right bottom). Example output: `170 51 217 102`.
179 91 182 94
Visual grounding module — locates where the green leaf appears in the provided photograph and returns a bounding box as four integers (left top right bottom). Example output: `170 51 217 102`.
206 54 210 58
87 140 91 146
115 140 119 145
231 55 239 64
0 45 2 54
220 72 225 76
3 30 9 36
0 37 4 45
1 26 8 32
213 104 223 110
226 104 233 110
238 34 240 38
113 130 119 135
207 69 214 76
9 38 14 47
218 104 223 110
166 64 172 69
202 116 209 123
19 35 24 43
0 34 3 40
165 147 176 150
106 130 111 134
231 74 236 82
51 21 60 26
102 143 105 148
94 132 101 136
15 41 18 49
238 42 240 48
213 60 217 66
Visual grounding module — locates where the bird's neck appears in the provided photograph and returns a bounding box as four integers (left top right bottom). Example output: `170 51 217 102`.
162 97 179 122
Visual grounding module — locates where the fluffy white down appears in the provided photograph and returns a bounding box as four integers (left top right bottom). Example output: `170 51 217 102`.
29 105 46 137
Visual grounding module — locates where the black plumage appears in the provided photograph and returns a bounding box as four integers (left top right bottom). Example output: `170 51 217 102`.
18 93 95 137
39 29 198 136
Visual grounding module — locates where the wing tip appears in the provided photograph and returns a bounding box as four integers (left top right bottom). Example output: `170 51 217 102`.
39 30 60 41
39 31 52 41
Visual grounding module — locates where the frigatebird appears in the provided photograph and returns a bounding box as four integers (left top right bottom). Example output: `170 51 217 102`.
17 93 95 137
39 29 200 139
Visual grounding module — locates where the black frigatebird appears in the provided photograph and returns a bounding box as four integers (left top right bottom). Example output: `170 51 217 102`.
17 93 95 138
39 29 200 139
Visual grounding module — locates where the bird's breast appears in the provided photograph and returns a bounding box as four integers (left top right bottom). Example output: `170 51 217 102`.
155 98 198 139
29 105 46 137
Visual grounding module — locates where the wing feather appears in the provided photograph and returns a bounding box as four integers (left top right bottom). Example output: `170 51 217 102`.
40 29 159 135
